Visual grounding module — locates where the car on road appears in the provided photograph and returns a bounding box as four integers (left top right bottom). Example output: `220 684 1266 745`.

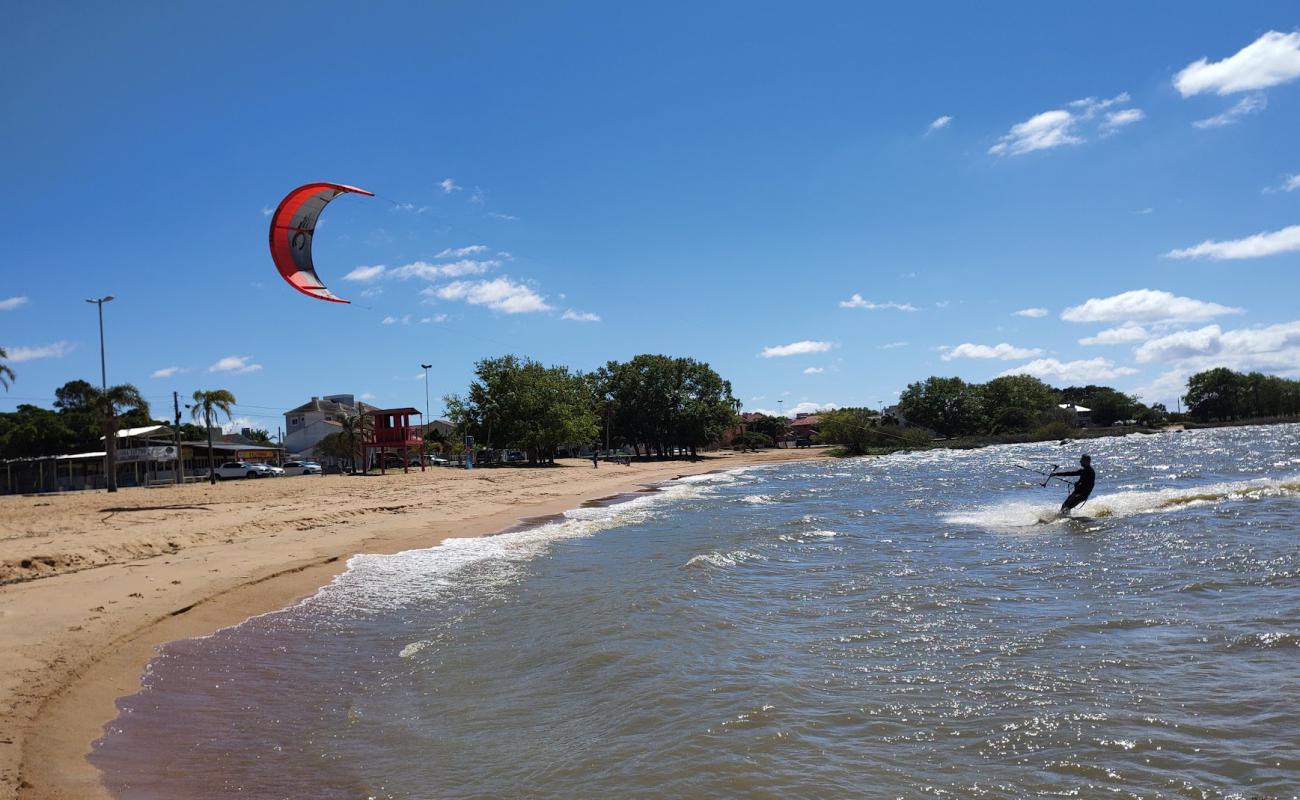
282 461 322 476
213 461 277 480
260 463 286 477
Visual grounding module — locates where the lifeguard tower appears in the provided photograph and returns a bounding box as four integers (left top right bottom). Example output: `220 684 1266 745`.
363 407 424 473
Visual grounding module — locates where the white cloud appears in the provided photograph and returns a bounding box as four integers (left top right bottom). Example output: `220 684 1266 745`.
1134 321 1300 375
990 93 1140 156
359 287 384 298
1134 207 1155 215
1284 174 1300 192
838 293 917 311
1013 307 1048 318
999 357 1137 383
1100 107 1145 135
561 309 601 322
420 314 447 324
150 366 183 378
1192 93 1267 128
990 109 1080 155
803 367 825 374
488 212 519 221
439 178 461 194
788 401 839 416
941 342 1043 361
343 264 387 282
1165 223 1300 260
435 245 488 258
1078 323 1149 346
877 341 910 350
4 341 74 363
360 392 377 401
220 416 257 435
927 115 953 132
434 277 551 314
0 296 29 311
470 187 485 205
760 340 834 358
1174 31 1300 97
382 315 412 326
209 355 262 374
1061 289 1241 324
390 259 497 279
261 206 273 217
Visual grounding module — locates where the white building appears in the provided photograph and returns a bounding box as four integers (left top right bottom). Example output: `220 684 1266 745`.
283 394 370 456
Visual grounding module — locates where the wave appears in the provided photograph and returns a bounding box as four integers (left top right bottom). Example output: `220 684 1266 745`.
943 476 1300 529
684 550 765 568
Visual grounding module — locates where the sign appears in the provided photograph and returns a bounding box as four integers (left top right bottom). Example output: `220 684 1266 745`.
118 446 177 463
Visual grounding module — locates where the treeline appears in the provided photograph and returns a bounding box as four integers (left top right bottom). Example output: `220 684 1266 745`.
1183 368 1300 421
0 380 157 458
444 354 739 464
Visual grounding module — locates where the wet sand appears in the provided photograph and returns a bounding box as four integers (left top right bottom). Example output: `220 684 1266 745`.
0 449 828 800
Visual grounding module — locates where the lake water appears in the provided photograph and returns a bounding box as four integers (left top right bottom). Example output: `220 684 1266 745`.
92 424 1300 799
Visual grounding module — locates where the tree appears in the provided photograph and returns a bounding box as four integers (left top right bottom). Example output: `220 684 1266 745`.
0 405 76 458
0 347 14 390
191 389 236 484
1183 368 1244 422
85 384 150 493
898 377 985 437
980 375 1056 433
337 413 372 473
1084 387 1141 427
746 413 792 444
600 355 739 458
243 428 274 445
178 423 209 441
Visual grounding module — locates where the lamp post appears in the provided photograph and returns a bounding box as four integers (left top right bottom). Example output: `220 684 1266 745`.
420 363 432 459
86 295 116 492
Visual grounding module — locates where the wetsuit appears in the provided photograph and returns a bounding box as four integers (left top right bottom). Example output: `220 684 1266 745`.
1054 465 1095 514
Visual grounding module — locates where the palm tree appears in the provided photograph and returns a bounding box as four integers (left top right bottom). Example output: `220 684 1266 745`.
0 346 14 390
191 389 236 485
338 413 372 474
85 383 150 493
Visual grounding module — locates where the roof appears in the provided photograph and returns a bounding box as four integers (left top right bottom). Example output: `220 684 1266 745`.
285 397 356 415
101 425 172 440
790 414 824 427
366 407 422 415
1059 403 1092 413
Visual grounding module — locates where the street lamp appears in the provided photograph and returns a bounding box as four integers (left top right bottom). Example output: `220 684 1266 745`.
86 296 116 491
420 363 432 455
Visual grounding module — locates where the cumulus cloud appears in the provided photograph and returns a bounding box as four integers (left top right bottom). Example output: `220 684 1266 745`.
999 357 1137 383
1078 323 1150 346
1192 93 1267 128
343 264 387 282
420 314 447 324
760 340 835 358
220 416 257 435
150 366 183 378
439 178 461 193
382 315 412 326
803 367 825 374
1134 321 1300 375
752 401 840 418
0 296 30 311
4 341 74 363
1013 307 1048 318
433 277 551 314
561 309 600 322
990 93 1140 156
941 342 1043 361
1061 289 1241 324
839 293 917 311
1164 223 1300 260
927 115 953 133
209 355 262 374
1174 31 1300 97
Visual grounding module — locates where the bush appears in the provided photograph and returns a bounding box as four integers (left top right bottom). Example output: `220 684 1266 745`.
1031 420 1076 441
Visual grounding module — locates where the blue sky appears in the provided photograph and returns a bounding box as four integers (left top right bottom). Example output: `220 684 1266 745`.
3 3 1299 431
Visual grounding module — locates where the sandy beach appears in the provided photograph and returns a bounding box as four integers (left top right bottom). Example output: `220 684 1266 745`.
0 448 828 800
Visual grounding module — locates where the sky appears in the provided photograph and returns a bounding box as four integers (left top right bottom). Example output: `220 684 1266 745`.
2 3 1299 432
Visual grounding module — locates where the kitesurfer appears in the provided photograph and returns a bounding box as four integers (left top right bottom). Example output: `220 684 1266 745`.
1050 455 1095 515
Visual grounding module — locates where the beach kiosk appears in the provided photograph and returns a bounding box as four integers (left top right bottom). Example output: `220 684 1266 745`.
363 407 424 474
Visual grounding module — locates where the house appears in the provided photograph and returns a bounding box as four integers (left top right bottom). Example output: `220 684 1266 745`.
283 394 374 456
1058 403 1093 426
788 413 824 444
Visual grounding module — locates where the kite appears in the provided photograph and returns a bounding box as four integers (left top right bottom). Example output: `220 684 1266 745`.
268 182 373 303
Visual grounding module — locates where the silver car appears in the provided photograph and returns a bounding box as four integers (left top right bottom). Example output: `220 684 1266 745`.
282 461 322 476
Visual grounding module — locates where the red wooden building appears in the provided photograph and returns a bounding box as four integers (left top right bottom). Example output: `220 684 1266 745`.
363 407 425 473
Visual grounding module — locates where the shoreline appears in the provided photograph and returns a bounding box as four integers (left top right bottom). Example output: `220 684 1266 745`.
1 449 829 800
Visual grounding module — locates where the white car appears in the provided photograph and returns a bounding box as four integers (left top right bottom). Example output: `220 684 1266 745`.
213 461 277 480
282 461 322 476
261 464 286 477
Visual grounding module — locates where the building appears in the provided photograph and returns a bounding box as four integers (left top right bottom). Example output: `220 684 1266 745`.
788 413 824 444
283 394 374 456
1058 403 1093 426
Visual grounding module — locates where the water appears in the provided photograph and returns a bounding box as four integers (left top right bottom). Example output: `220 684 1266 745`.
92 425 1300 799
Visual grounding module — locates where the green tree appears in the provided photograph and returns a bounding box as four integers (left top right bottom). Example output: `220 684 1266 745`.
1183 368 1245 422
1084 387 1142 427
337 413 372 473
746 413 792 444
191 389 236 484
0 405 76 458
601 355 739 457
243 428 274 445
980 375 1056 433
898 377 986 437
85 384 150 493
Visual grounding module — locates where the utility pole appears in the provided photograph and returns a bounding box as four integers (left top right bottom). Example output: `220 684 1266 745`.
173 391 184 484
86 296 116 491
421 363 432 459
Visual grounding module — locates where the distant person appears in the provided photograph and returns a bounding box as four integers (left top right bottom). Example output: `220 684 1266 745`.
1050 455 1095 515
592 450 599 469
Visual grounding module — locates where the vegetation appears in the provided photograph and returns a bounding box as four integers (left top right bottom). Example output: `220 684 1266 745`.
593 355 739 458
1183 368 1300 422
0 346 13 391
191 389 236 485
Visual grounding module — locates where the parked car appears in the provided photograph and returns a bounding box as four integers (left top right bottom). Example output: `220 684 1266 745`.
282 461 321 476
213 461 276 480
370 453 407 469
260 463 286 477
505 451 526 463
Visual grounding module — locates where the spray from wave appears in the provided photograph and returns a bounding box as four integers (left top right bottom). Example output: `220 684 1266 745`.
943 476 1300 529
